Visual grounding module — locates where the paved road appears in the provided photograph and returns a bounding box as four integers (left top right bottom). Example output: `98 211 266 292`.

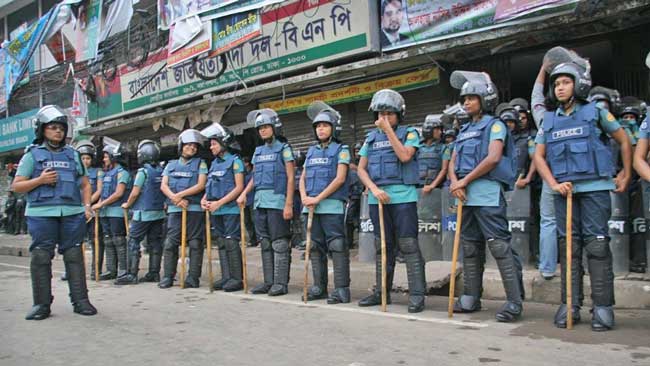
1 255 649 366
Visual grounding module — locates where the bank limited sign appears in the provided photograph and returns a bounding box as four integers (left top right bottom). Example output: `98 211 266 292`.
0 109 36 153
90 0 378 122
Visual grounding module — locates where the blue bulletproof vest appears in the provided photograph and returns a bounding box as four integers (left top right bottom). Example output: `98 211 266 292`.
27 145 82 207
417 142 444 185
101 165 131 207
454 115 516 190
365 126 419 186
244 172 254 207
543 102 614 183
88 167 99 193
304 142 349 202
294 167 303 191
206 154 238 211
166 158 203 204
513 133 531 175
253 140 289 196
132 164 165 211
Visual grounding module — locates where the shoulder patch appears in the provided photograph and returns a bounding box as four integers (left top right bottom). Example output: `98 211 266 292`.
117 172 123 180
407 132 416 140
283 149 292 158
641 122 648 130
528 139 534 147
491 123 502 133
339 151 349 160
233 162 240 171
606 112 616 122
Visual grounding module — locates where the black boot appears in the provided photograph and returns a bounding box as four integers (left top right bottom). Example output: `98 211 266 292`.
159 247 178 289
25 249 52 320
453 241 483 313
269 238 290 296
223 239 244 292
115 250 139 285
304 248 328 301
555 237 584 327
328 238 350 304
359 240 394 307
114 236 128 281
184 240 203 288
400 237 426 313
141 250 161 282
487 239 523 322
251 239 274 294
63 246 97 316
585 237 615 331
99 236 117 280
213 240 230 291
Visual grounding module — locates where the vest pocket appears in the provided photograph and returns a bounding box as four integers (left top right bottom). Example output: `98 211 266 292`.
548 143 568 176
457 140 480 173
382 155 400 179
594 143 615 177
314 170 330 193
261 164 275 186
568 141 593 174
368 155 381 180
58 172 78 199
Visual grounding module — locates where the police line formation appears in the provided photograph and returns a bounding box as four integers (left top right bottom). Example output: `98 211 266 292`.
12 47 650 333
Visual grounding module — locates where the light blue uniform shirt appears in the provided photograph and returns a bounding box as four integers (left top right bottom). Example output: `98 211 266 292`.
16 145 87 217
131 169 166 222
359 126 420 205
302 144 351 215
253 139 295 210
163 157 208 213
535 103 620 193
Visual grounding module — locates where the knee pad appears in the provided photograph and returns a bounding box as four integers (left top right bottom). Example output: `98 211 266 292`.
216 238 227 250
487 239 511 259
327 238 346 253
260 238 272 251
163 238 177 251
225 238 239 251
31 248 52 265
584 237 610 260
398 238 419 255
62 246 83 264
272 238 289 253
128 238 141 253
189 239 203 251
462 241 481 258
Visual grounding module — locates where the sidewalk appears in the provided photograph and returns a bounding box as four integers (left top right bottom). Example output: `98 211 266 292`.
1 233 648 308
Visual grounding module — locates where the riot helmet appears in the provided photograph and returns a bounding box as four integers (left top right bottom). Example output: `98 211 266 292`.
443 129 457 142
369 89 406 121
137 139 161 165
422 114 443 140
102 137 126 164
293 149 305 168
248 108 283 138
75 140 96 158
509 98 530 113
33 105 69 144
201 122 241 153
496 103 519 125
588 86 621 114
307 101 342 142
544 47 592 103
177 129 203 155
450 71 499 113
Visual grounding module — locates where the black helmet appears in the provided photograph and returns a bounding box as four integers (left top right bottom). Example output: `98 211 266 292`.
103 141 126 163
444 129 457 140
33 105 68 144
307 101 342 142
369 89 406 120
137 140 160 165
422 114 443 139
549 62 592 101
455 108 471 126
509 98 530 113
293 149 305 167
75 140 96 157
496 103 519 126
248 108 283 137
353 142 362 151
177 129 203 155
450 71 499 113
588 86 621 114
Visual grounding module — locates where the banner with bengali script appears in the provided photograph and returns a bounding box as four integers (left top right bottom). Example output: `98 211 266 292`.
260 67 439 114
211 10 262 56
105 0 376 120
380 0 577 51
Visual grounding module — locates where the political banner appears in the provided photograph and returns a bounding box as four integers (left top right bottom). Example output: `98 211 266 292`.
211 10 262 56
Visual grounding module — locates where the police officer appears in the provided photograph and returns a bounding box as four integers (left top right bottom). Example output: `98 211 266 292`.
242 157 258 247
356 89 426 313
159 130 208 289
237 109 295 296
75 140 104 280
448 71 523 322
346 143 364 249
300 102 351 304
201 125 245 292
13 105 97 320
532 53 632 331
292 149 306 249
634 104 650 273
444 129 457 145
419 114 448 193
116 140 166 285
92 140 131 283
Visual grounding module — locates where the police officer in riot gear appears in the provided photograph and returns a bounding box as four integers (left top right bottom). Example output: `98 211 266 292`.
117 140 166 285
356 89 426 313
346 143 364 249
201 124 245 292
420 114 449 195
300 101 351 304
159 130 208 289
292 149 306 249
444 129 457 145
237 109 295 296
533 51 632 331
92 140 131 283
76 140 104 280
448 71 523 322
13 105 97 320
242 157 258 247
